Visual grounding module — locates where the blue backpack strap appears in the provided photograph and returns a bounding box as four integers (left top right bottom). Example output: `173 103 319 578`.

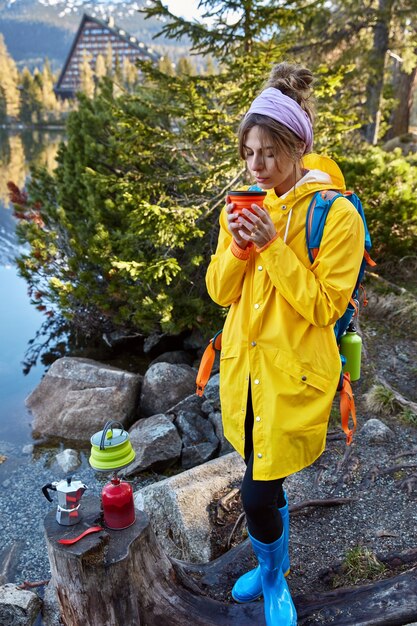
305 190 343 263
344 192 372 253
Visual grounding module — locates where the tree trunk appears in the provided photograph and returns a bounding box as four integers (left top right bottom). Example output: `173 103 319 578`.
363 0 394 144
44 496 417 626
385 57 417 139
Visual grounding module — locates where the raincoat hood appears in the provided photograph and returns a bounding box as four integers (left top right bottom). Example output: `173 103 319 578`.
302 153 346 192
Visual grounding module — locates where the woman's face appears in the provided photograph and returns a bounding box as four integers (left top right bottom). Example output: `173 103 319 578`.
243 125 297 196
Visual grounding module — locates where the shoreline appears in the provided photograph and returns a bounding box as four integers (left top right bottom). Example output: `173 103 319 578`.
0 123 66 132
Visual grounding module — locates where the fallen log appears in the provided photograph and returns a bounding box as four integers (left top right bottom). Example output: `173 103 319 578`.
44 495 417 626
295 566 417 626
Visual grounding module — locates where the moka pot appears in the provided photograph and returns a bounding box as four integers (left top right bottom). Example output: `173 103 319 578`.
42 477 88 526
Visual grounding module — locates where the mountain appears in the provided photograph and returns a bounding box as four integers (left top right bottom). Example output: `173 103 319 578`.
0 0 189 71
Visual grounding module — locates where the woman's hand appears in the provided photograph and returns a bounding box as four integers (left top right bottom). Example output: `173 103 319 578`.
226 201 251 249
237 204 277 249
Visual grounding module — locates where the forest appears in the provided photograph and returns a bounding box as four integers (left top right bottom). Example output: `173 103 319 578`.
8 0 417 348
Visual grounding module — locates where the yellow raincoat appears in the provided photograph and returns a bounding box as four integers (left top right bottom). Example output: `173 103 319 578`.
206 154 365 480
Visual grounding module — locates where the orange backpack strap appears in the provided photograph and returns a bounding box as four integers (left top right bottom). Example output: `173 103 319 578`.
339 372 357 445
195 330 223 397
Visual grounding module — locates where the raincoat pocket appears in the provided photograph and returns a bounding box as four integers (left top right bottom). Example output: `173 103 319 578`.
219 345 242 425
273 350 330 393
220 345 239 361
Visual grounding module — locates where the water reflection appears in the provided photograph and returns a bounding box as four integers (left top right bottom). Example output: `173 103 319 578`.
0 128 63 204
0 129 64 266
0 128 65 444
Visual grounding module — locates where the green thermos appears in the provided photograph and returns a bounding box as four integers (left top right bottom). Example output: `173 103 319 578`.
340 322 362 382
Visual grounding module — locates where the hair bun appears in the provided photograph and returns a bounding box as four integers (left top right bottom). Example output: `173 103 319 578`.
265 62 314 121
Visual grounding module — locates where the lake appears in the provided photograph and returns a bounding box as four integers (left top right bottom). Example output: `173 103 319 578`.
0 128 65 446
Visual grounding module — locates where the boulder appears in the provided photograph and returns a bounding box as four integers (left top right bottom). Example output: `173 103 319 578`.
134 452 246 562
140 363 196 417
168 395 219 469
26 357 141 441
0 583 41 626
359 418 395 444
124 414 182 475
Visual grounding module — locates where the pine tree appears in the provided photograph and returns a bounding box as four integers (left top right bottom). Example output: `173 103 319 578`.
95 54 107 80
176 56 196 76
18 0 417 343
40 60 58 120
19 67 41 123
158 54 176 76
105 42 114 76
0 34 20 119
122 56 139 89
79 51 95 98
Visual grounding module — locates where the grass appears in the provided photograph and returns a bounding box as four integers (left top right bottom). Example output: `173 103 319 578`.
398 407 417 427
332 546 387 588
364 383 397 416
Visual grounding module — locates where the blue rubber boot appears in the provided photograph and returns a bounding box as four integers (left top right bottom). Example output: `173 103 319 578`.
231 492 290 603
249 531 297 626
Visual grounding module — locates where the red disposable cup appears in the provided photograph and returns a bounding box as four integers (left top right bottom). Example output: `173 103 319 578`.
227 190 267 215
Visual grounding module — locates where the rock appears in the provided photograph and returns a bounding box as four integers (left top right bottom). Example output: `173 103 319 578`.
168 395 219 469
55 449 80 473
140 363 196 417
176 413 218 469
359 418 395 444
21 445 34 455
181 441 218 469
383 132 417 156
208 411 233 456
143 331 187 356
134 452 246 562
168 394 205 417
101 330 143 349
0 583 42 626
202 373 220 410
124 414 182 475
26 357 141 441
150 351 193 366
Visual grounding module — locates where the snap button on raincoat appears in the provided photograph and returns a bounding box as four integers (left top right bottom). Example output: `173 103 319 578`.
206 154 365 480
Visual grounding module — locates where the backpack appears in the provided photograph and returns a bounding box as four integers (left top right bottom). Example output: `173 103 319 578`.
196 188 376 445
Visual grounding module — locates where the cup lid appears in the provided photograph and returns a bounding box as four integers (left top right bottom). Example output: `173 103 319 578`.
228 190 266 196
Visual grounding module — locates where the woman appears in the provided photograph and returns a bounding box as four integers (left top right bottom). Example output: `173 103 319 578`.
205 62 365 626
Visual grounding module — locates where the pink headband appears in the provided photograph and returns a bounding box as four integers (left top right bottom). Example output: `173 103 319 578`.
245 87 313 154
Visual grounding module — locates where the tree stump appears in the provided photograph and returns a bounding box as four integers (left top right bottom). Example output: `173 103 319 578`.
44 495 263 626
45 496 417 626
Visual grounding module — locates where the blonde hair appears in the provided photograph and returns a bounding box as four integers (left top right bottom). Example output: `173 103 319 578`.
238 62 315 165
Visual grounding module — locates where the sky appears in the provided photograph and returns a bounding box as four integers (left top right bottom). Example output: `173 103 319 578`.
162 0 207 20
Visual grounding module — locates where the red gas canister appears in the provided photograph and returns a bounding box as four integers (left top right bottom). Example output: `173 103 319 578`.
101 474 135 530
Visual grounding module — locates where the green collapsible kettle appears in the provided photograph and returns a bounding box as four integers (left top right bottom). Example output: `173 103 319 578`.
89 420 135 471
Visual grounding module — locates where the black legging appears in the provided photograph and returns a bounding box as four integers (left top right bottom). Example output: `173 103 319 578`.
241 384 286 544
